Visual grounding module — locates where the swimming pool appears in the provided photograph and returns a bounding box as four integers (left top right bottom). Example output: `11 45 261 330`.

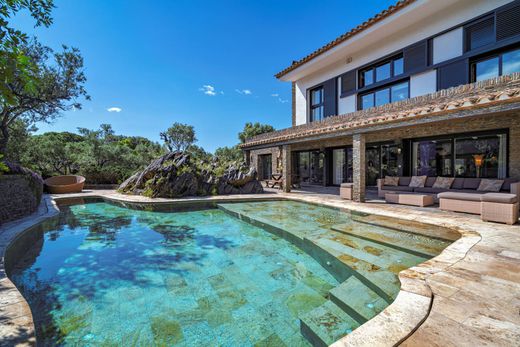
9 198 456 346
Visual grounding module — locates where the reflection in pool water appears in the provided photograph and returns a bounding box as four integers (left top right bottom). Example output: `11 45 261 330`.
11 200 343 346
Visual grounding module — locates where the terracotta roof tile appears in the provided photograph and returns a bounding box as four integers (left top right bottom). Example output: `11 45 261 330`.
241 73 520 148
275 0 416 79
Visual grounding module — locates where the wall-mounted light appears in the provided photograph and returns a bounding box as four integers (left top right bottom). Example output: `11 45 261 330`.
346 57 353 64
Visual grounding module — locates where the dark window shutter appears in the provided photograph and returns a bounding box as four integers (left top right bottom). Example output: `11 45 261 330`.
404 42 427 73
465 17 494 51
323 78 337 118
496 3 520 41
438 59 468 90
340 70 356 95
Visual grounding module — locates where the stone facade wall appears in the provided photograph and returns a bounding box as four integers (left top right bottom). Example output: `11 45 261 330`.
249 147 282 179
0 175 43 224
249 111 520 180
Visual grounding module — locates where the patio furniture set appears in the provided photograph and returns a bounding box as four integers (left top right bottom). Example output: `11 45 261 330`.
340 176 519 225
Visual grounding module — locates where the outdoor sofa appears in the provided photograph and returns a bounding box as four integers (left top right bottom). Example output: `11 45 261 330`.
377 176 520 203
377 176 519 224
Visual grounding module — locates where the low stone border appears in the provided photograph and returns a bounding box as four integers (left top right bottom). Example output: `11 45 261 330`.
0 190 507 346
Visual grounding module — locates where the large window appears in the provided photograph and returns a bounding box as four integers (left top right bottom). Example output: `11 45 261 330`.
455 134 507 178
310 87 324 122
359 81 409 110
359 55 404 88
412 132 507 179
412 139 453 177
294 151 324 185
330 147 354 185
471 47 520 82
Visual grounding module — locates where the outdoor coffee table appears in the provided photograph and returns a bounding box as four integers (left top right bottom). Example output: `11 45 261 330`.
385 192 434 207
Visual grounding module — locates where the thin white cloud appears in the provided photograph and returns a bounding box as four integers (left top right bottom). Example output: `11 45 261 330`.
199 85 219 96
270 93 288 103
107 107 122 113
235 89 252 95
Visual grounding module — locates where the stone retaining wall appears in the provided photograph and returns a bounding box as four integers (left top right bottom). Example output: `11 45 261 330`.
0 175 43 224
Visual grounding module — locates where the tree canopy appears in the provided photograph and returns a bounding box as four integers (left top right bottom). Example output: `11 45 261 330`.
160 122 197 152
0 40 89 155
238 122 274 143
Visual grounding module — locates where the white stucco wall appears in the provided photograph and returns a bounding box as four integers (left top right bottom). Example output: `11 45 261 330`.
288 0 513 125
432 27 464 64
294 82 307 125
410 70 438 97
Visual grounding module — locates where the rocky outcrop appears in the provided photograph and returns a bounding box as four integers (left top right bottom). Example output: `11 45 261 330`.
118 151 263 198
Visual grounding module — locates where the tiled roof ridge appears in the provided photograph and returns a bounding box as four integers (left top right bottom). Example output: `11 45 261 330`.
275 0 416 79
242 73 520 148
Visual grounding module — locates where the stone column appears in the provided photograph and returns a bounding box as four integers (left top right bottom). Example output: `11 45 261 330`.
282 145 292 193
352 133 366 202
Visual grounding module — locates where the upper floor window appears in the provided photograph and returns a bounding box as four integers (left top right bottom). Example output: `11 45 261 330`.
359 80 409 110
310 87 324 122
465 16 495 52
471 47 520 82
359 55 404 88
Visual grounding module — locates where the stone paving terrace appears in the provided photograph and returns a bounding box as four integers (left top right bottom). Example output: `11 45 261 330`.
1 189 519 346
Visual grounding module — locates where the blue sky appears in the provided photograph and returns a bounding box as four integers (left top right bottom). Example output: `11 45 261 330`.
13 0 396 152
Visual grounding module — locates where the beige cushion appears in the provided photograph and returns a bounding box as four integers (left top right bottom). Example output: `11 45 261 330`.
432 177 455 189
409 175 427 188
481 193 517 204
477 179 504 192
384 176 399 186
437 192 484 202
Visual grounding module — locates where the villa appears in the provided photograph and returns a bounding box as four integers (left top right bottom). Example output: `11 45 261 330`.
242 0 520 204
3 1 520 346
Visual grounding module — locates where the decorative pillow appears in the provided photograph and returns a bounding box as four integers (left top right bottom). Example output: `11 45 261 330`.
477 179 504 192
409 175 427 188
432 177 455 189
384 176 399 186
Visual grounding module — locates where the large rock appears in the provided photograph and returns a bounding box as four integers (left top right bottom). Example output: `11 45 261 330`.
118 151 263 198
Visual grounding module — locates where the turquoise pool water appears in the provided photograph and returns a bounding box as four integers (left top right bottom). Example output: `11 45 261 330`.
10 199 455 346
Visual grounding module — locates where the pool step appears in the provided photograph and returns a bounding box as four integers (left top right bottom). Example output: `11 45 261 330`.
309 234 402 303
300 300 360 347
350 213 459 242
331 223 448 258
329 276 388 324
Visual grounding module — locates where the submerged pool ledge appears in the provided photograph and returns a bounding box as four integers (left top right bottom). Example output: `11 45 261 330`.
0 191 483 346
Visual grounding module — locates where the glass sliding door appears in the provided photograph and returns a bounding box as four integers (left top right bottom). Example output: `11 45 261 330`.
381 144 399 178
412 139 452 176
332 149 346 185
294 150 325 185
259 154 272 180
454 134 507 178
366 146 381 186
411 131 507 179
295 152 310 184
309 151 324 184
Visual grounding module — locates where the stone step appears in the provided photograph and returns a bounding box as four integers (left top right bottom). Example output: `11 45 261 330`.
329 276 388 324
349 213 459 241
331 222 450 258
300 300 360 347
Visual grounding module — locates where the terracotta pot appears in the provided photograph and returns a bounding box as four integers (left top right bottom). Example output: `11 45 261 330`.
44 175 85 194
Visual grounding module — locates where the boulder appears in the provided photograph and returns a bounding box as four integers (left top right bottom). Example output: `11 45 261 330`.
118 151 263 198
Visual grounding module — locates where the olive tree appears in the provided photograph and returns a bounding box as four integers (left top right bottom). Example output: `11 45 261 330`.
160 122 197 152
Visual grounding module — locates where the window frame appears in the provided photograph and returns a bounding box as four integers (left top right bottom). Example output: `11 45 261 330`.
470 46 520 82
357 80 410 110
358 54 405 88
309 86 325 122
408 128 509 179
